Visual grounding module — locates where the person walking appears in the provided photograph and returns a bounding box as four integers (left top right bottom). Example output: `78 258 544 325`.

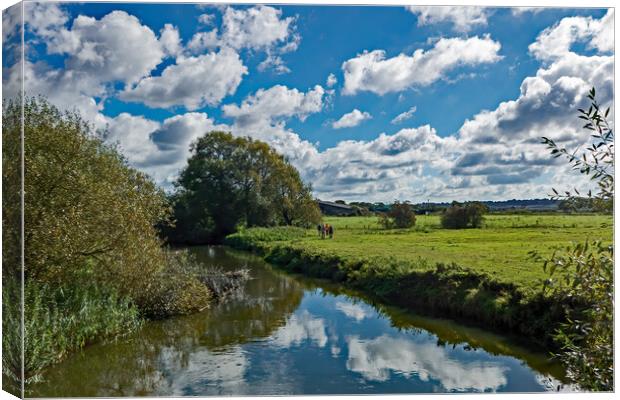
321 223 326 239
328 224 334 239
317 223 322 238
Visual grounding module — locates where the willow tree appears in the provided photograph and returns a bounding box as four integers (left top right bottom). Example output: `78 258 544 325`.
166 131 320 244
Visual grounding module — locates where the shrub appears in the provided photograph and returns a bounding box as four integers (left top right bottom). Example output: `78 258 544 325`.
378 201 416 229
441 202 487 229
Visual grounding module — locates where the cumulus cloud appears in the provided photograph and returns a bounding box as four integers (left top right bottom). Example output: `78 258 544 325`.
120 48 247 110
326 73 338 88
257 54 291 74
159 23 182 57
391 106 417 124
219 5 296 51
23 1 68 41
198 12 216 26
342 35 501 95
3 60 108 128
407 6 490 33
45 10 165 85
106 112 230 184
187 29 220 53
222 84 325 127
529 9 614 61
187 5 299 72
452 11 614 193
9 4 613 203
332 109 372 129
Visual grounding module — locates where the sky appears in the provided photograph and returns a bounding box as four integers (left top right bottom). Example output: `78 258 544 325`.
2 2 614 203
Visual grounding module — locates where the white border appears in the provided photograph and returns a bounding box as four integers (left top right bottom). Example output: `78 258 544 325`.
0 1 616 400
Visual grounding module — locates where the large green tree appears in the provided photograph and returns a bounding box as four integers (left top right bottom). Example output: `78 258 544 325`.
166 131 320 244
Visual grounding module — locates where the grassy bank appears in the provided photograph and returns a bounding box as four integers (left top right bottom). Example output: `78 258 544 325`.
225 214 612 349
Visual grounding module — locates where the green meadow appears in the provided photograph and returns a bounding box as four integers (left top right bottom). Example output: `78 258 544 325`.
298 214 613 290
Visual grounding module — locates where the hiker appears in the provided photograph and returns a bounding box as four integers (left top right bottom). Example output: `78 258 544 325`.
317 223 322 238
321 223 326 239
328 224 334 239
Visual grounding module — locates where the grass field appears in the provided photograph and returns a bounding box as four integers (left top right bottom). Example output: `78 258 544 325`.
226 213 613 347
290 214 613 291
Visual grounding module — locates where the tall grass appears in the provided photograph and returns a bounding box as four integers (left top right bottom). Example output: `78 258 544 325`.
2 276 142 394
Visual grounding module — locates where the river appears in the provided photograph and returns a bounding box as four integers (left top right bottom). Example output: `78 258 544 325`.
31 246 573 396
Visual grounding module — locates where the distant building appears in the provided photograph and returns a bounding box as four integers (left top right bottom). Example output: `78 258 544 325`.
317 200 356 216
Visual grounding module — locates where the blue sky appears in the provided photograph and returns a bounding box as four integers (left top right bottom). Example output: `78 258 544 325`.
2 2 614 202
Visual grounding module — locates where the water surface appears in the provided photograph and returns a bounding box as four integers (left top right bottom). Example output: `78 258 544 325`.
31 246 571 396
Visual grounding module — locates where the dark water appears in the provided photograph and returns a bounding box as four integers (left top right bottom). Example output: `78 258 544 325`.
31 246 573 396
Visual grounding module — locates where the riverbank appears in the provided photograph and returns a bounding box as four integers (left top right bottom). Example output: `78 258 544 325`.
225 214 612 350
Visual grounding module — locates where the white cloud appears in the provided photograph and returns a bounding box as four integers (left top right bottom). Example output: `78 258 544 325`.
120 48 247 110
105 113 161 166
23 1 68 40
187 29 220 53
326 73 338 88
160 23 182 57
222 84 325 127
4 60 108 128
391 106 417 124
448 11 614 197
2 3 22 44
511 7 545 16
342 35 501 95
407 6 489 33
10 5 612 203
219 5 296 51
46 10 165 85
187 5 299 73
106 112 230 185
529 9 614 61
332 109 372 129
198 13 216 26
257 54 291 74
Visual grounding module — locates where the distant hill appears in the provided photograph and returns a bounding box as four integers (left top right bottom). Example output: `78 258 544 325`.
417 199 561 212
326 199 562 213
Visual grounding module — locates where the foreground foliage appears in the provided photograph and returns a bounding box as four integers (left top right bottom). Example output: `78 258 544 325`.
538 88 613 391
1 98 248 392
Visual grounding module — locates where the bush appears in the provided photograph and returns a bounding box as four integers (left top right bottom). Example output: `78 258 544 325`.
378 201 416 229
540 241 613 390
440 202 487 229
